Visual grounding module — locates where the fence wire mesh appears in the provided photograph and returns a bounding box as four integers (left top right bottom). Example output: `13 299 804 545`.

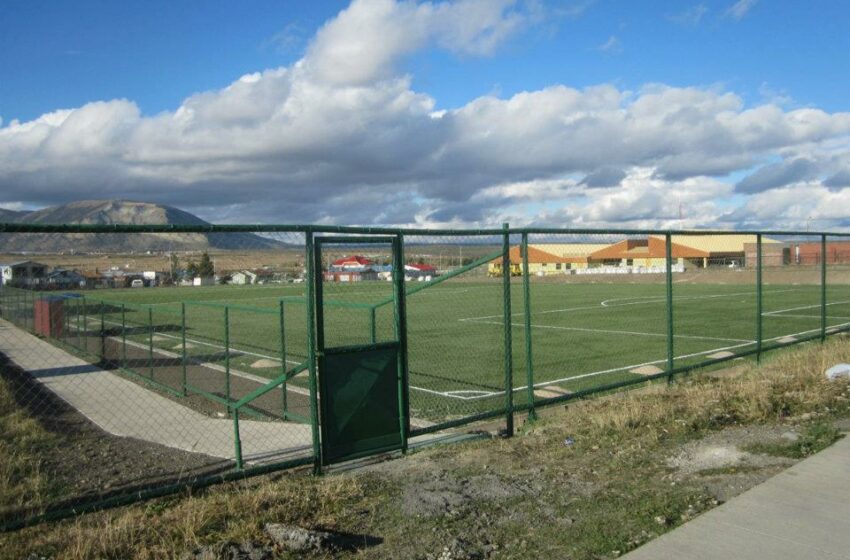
2 225 850 528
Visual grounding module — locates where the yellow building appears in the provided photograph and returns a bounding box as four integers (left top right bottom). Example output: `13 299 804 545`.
488 246 588 276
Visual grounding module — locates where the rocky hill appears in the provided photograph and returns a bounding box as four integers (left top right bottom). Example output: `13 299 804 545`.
0 200 282 252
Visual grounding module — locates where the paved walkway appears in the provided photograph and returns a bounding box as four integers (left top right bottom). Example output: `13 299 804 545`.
0 318 313 464
622 433 850 559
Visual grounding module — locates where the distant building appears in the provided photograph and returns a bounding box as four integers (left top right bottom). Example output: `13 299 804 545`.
230 269 276 285
788 241 850 265
489 246 589 277
325 255 380 282
329 256 376 271
46 269 87 289
0 261 48 287
491 235 783 276
405 263 437 280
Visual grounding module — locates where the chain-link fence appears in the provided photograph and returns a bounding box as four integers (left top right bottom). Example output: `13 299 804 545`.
2 224 850 529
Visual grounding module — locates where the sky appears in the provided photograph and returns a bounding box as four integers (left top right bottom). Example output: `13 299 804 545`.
2 0 850 230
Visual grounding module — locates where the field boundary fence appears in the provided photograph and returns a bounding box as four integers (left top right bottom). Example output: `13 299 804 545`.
1 222 850 529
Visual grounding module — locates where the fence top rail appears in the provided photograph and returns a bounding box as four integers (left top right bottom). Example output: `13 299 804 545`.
1 222 849 237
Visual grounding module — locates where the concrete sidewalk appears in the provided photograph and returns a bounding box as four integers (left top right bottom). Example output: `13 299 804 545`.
0 318 312 464
622 432 850 560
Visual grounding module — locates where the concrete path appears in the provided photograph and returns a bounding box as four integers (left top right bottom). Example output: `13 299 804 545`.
622 433 850 560
0 318 312 464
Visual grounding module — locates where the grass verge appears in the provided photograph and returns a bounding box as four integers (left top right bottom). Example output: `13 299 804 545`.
2 337 850 559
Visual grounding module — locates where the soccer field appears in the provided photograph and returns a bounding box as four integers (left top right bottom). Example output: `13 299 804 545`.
57 271 850 423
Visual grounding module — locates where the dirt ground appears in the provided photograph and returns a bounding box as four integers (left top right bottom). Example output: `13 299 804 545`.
0 352 229 524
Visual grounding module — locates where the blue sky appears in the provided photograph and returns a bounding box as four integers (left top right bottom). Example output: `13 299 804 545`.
2 0 850 229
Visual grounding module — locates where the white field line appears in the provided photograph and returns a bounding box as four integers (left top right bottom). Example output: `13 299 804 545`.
762 299 850 316
469 319 753 344
119 337 312 397
765 313 850 321
459 288 803 322
440 320 850 401
82 316 449 401
82 315 303 366
123 286 474 309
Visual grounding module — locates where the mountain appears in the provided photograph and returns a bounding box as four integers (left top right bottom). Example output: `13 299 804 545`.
0 200 283 252
0 208 26 222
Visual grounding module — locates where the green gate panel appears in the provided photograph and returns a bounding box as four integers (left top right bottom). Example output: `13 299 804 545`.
319 344 401 464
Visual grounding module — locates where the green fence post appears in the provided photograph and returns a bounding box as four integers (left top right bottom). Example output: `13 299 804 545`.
665 233 674 383
148 307 154 379
224 306 231 414
279 300 287 419
77 296 83 349
233 409 243 471
370 306 377 344
121 303 127 368
305 228 322 473
181 302 187 397
821 234 827 342
521 232 536 421
756 234 763 363
100 301 106 364
64 297 71 342
392 234 410 454
502 223 514 436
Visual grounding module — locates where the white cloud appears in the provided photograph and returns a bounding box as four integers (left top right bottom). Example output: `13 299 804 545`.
669 4 708 26
726 0 757 21
303 0 528 85
597 35 622 54
1 0 850 231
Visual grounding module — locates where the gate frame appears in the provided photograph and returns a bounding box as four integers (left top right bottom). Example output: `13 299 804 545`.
312 234 409 467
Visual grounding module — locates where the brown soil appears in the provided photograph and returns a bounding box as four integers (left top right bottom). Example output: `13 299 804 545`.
0 352 229 524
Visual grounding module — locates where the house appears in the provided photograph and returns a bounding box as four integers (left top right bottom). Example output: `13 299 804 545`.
231 270 257 285
405 263 438 280
324 255 381 282
329 256 376 271
46 269 87 289
323 269 379 282
0 261 48 287
230 269 276 285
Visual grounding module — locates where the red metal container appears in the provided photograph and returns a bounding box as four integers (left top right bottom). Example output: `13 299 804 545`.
34 298 64 338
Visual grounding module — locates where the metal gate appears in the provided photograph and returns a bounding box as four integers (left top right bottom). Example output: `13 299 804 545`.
313 235 409 465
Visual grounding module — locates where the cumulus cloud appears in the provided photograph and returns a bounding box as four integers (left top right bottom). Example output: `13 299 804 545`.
1 0 850 231
736 157 821 194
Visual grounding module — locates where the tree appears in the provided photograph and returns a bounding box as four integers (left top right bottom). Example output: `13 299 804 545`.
169 253 180 284
198 251 215 278
186 260 199 278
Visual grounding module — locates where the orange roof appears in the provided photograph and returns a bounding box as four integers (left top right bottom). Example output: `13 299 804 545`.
493 246 588 265
589 237 710 260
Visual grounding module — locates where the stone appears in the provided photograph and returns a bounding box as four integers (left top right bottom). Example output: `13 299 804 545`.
251 358 281 369
825 363 850 380
781 431 800 442
630 365 664 376
534 385 573 399
707 351 736 360
264 524 333 552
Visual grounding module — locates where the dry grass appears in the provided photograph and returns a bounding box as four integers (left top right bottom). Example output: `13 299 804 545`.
2 338 850 559
5 476 368 559
0 375 57 517
529 338 850 444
